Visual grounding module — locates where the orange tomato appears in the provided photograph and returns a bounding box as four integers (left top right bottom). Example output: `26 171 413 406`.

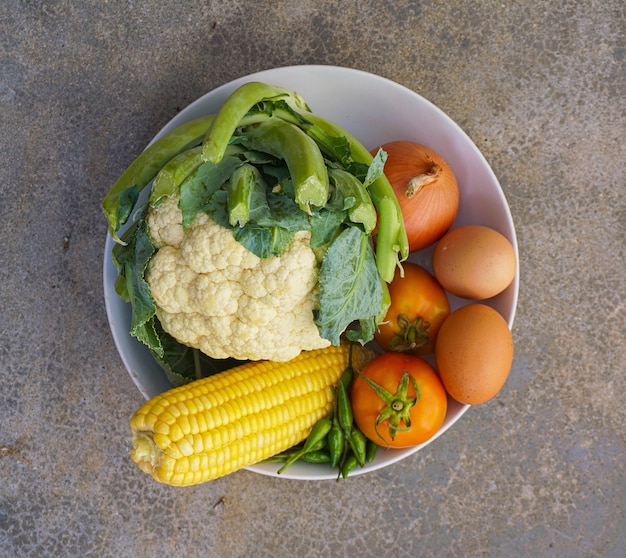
350 352 448 448
375 263 450 355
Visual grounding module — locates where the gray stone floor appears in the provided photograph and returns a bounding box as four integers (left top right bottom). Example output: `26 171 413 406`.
1 1 624 556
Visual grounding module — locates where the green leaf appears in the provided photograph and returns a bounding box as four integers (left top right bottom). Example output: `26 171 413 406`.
262 164 292 186
123 219 160 352
264 190 310 232
247 99 313 128
150 319 243 386
111 215 160 353
179 156 243 228
315 226 383 345
244 171 273 223
363 148 387 189
111 221 137 300
116 185 140 227
308 208 345 249
345 314 378 344
132 315 162 355
345 161 370 182
111 222 136 273
306 124 353 165
240 149 280 166
233 224 295 258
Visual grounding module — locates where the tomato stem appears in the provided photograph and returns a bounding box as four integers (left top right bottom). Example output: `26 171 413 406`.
356 369 421 444
388 313 431 352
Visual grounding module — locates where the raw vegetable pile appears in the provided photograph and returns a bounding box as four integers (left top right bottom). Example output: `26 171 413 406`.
103 82 408 380
103 81 517 485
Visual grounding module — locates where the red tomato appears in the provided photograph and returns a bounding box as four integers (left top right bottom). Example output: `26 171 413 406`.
351 352 448 448
375 262 450 355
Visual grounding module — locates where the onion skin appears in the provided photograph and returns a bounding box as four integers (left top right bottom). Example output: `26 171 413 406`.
374 141 460 253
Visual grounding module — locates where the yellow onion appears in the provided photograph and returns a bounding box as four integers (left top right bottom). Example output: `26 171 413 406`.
374 141 460 252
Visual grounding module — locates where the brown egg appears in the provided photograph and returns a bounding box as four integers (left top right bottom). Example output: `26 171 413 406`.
432 225 516 300
435 304 513 405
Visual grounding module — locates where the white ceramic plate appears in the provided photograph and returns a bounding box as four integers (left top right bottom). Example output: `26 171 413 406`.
103 65 519 480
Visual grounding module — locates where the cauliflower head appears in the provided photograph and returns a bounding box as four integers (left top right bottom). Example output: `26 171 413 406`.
145 195 330 362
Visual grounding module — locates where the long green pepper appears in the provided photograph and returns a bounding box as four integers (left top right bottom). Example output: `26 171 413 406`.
102 114 216 243
226 163 260 227
341 452 360 479
239 118 329 213
202 81 309 164
328 417 345 469
276 416 332 474
302 450 331 464
336 380 353 433
348 427 368 468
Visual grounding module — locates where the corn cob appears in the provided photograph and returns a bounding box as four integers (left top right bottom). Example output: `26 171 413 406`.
130 343 373 486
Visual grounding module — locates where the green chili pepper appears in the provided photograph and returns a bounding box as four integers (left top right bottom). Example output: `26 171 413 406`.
339 365 354 391
261 442 306 463
302 418 332 452
306 437 328 453
262 451 297 463
365 439 379 463
302 450 331 464
339 348 355 390
348 427 367 468
341 451 360 479
328 418 345 469
277 416 332 474
336 380 353 434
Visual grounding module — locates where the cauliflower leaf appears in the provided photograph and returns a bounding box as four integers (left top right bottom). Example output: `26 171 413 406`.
151 319 242 386
315 225 383 345
119 219 161 353
179 155 243 229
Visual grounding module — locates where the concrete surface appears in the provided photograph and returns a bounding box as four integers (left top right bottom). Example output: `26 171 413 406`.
1 1 624 556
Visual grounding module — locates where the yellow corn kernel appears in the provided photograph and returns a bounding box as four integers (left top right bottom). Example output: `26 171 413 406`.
129 344 373 486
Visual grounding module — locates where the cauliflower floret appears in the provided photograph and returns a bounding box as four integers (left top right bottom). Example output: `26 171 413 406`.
147 196 185 248
145 196 330 362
